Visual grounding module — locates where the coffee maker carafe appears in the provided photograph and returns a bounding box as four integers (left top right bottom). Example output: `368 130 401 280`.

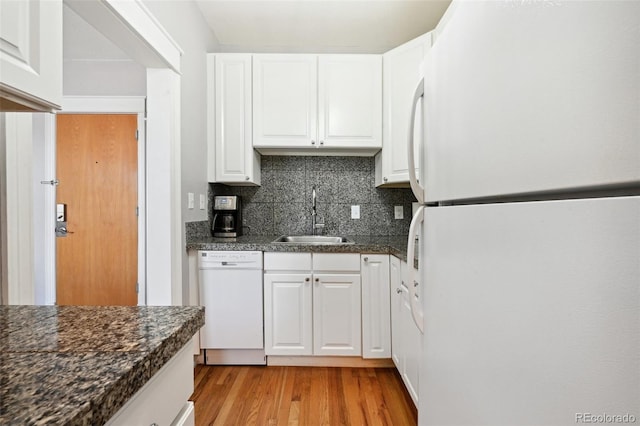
212 196 242 237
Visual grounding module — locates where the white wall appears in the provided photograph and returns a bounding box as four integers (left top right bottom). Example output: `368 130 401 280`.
142 0 219 302
62 4 146 97
0 113 6 305
63 61 146 96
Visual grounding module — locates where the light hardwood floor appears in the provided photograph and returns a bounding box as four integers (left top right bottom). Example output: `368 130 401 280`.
190 365 417 426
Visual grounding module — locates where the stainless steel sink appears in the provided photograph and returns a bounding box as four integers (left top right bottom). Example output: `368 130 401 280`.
271 235 354 244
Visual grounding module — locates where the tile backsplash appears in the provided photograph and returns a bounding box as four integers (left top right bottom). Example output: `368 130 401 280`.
209 156 416 236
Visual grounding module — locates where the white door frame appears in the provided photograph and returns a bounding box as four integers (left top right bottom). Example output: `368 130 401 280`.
53 96 147 305
1 0 182 306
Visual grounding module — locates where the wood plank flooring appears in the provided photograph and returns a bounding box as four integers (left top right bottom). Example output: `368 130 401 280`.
190 365 417 426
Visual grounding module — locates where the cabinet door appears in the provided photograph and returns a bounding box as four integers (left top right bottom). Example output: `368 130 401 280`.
0 0 62 111
212 54 260 184
390 256 403 369
400 261 420 406
377 33 431 186
264 273 313 355
313 273 361 356
253 54 317 149
318 55 382 149
361 255 391 359
106 343 194 425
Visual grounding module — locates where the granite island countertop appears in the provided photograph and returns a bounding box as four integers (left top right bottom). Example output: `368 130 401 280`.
0 305 204 425
186 235 417 265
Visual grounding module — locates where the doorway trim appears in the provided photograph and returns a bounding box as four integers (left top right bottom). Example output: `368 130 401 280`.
53 96 147 305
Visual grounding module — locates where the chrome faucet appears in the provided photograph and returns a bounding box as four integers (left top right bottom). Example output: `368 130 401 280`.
311 186 324 235
311 186 317 235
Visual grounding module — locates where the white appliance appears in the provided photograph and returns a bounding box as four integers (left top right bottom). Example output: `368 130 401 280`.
198 251 266 365
406 1 640 425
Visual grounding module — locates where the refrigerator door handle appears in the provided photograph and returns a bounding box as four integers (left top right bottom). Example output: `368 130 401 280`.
408 78 425 205
407 205 425 334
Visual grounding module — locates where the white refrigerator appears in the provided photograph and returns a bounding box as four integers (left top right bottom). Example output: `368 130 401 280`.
405 1 640 425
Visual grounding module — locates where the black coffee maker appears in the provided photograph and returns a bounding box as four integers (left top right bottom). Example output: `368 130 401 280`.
212 195 242 237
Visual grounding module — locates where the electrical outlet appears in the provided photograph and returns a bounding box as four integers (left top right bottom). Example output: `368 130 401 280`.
199 194 206 210
187 192 194 209
394 205 404 220
351 205 360 219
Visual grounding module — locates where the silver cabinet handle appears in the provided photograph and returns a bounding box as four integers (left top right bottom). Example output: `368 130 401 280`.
245 176 250 181
319 140 324 146
363 256 369 262
315 278 319 282
396 288 402 294
305 277 310 282
383 177 388 182
311 140 316 145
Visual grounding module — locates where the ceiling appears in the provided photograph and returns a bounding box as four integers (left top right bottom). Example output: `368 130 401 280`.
63 0 452 62
195 0 452 53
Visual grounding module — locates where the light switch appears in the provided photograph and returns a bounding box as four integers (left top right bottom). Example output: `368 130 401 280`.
394 205 404 220
187 192 194 209
199 194 206 210
351 205 360 219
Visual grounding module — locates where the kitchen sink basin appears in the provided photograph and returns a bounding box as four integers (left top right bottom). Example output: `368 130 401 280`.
271 235 354 245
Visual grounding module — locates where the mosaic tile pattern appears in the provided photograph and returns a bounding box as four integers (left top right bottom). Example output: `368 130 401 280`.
0 305 204 425
210 156 416 236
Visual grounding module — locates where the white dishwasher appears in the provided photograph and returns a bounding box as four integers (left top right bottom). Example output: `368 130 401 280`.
198 251 266 365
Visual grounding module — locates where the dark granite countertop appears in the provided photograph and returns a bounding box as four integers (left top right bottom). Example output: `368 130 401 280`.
0 305 204 425
186 234 418 266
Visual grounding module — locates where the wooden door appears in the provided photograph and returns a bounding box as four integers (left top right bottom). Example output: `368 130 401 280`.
56 114 138 306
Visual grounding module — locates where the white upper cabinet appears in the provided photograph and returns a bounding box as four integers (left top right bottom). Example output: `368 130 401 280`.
375 33 431 187
318 55 382 151
0 0 62 111
253 54 382 155
253 54 317 148
207 54 260 185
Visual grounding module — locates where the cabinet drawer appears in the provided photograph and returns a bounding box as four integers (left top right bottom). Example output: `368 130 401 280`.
106 343 193 425
313 253 360 272
264 252 312 271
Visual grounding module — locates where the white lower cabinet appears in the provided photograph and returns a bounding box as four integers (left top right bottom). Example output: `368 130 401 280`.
361 254 391 359
390 255 403 368
264 252 361 356
389 256 421 407
313 273 361 356
106 342 195 426
264 272 313 355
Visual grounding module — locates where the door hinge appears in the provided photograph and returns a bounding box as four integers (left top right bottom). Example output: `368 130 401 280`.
135 206 139 217
136 282 139 293
135 129 139 141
